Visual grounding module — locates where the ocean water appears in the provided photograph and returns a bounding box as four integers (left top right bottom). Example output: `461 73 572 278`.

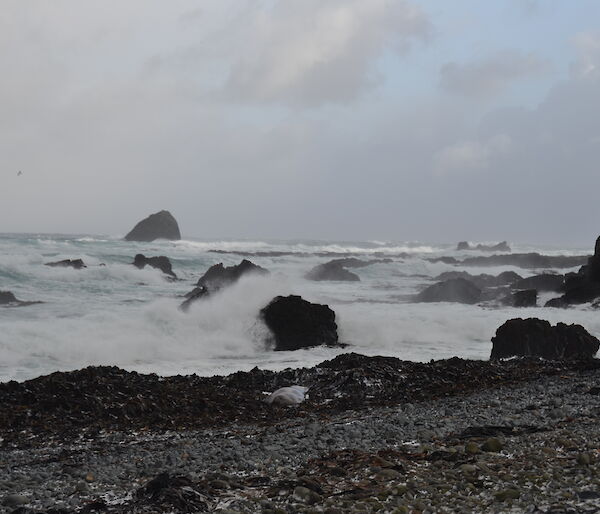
0 233 596 383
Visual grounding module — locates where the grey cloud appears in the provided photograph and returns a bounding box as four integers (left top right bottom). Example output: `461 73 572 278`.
222 0 430 107
440 50 549 98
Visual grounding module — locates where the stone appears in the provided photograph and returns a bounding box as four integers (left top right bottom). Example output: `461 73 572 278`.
577 453 592 465
465 442 480 455
494 489 520 501
0 291 41 307
512 274 564 293
45 258 86 269
261 295 340 351
457 241 511 252
293 486 322 505
490 318 600 360
305 261 360 282
124 210 181 242
506 289 537 308
481 438 503 452
416 278 481 304
376 469 401 481
2 494 29 507
132 254 177 279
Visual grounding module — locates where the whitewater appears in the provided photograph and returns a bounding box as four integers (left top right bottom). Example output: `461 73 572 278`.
0 233 597 383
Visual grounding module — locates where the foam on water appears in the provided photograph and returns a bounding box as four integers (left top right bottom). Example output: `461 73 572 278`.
0 233 596 382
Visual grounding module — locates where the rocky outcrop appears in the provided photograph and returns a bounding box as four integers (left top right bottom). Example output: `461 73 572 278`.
133 254 177 279
416 278 481 304
45 259 86 269
456 241 511 252
501 289 537 308
544 237 600 307
260 295 340 351
460 253 588 269
0 291 41 307
491 318 599 360
434 271 522 289
305 262 360 282
124 210 181 242
512 274 564 293
180 260 269 310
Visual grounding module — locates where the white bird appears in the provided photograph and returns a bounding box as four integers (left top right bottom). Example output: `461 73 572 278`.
264 385 309 406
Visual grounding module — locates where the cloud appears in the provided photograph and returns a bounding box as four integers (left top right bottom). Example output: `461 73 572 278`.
433 134 512 175
223 0 430 106
571 31 600 78
440 50 548 98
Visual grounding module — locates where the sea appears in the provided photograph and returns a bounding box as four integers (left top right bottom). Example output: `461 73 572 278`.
0 233 597 383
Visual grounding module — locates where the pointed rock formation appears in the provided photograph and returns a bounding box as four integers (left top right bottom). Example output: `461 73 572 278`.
125 210 181 242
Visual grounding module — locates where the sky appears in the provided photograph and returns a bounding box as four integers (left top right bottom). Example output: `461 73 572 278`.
1 0 600 244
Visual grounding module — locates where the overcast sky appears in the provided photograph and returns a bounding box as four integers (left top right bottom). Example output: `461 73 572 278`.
1 0 599 244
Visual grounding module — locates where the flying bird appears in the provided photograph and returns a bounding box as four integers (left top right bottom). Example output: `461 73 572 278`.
17 170 22 176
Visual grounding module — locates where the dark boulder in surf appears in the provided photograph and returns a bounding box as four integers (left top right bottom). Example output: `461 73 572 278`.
416 278 481 304
133 254 177 279
124 210 181 242
260 295 340 351
180 259 269 311
0 291 41 307
512 274 564 293
45 258 86 269
305 261 360 282
460 253 588 269
491 318 599 360
434 271 521 289
500 289 537 308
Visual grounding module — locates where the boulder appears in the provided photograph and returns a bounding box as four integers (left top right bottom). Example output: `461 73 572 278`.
490 318 599 360
180 259 268 310
512 274 564 293
45 259 86 269
502 289 537 308
457 241 470 251
133 254 177 279
416 278 481 304
305 262 360 282
434 271 521 289
260 295 340 351
124 210 181 242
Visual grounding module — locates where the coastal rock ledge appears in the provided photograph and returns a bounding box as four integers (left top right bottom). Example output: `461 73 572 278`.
124 210 181 242
491 317 600 360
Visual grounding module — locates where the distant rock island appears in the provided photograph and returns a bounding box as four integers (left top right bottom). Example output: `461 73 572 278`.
456 241 511 252
124 210 181 242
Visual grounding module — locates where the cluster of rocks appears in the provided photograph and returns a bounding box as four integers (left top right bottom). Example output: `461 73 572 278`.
456 241 511 252
44 259 86 269
132 254 177 279
428 252 588 269
305 258 392 282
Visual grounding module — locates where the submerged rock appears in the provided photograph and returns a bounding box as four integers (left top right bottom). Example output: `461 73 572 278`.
490 318 599 360
305 261 360 282
0 291 41 307
416 278 481 304
260 295 340 351
133 254 177 279
45 258 86 269
124 210 181 242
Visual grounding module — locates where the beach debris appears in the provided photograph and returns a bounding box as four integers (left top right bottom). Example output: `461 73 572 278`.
265 385 309 406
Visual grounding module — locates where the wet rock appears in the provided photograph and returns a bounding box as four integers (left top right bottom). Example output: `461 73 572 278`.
501 289 537 308
494 489 520 501
434 271 521 289
260 295 340 351
512 274 564 293
305 261 360 282
132 254 177 279
481 437 503 452
491 318 600 360
45 259 86 269
2 494 29 507
293 486 322 505
460 253 588 269
181 259 268 310
124 210 181 242
416 278 481 304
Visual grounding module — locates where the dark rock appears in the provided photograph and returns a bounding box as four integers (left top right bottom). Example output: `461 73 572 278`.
461 253 588 269
133 254 177 279
260 295 340 351
326 257 392 268
512 274 564 292
435 271 521 289
416 278 481 304
180 259 269 310
490 318 600 360
508 289 537 308
0 291 41 307
545 297 569 308
305 262 360 282
427 256 460 265
124 210 181 242
456 241 511 252
45 259 86 269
